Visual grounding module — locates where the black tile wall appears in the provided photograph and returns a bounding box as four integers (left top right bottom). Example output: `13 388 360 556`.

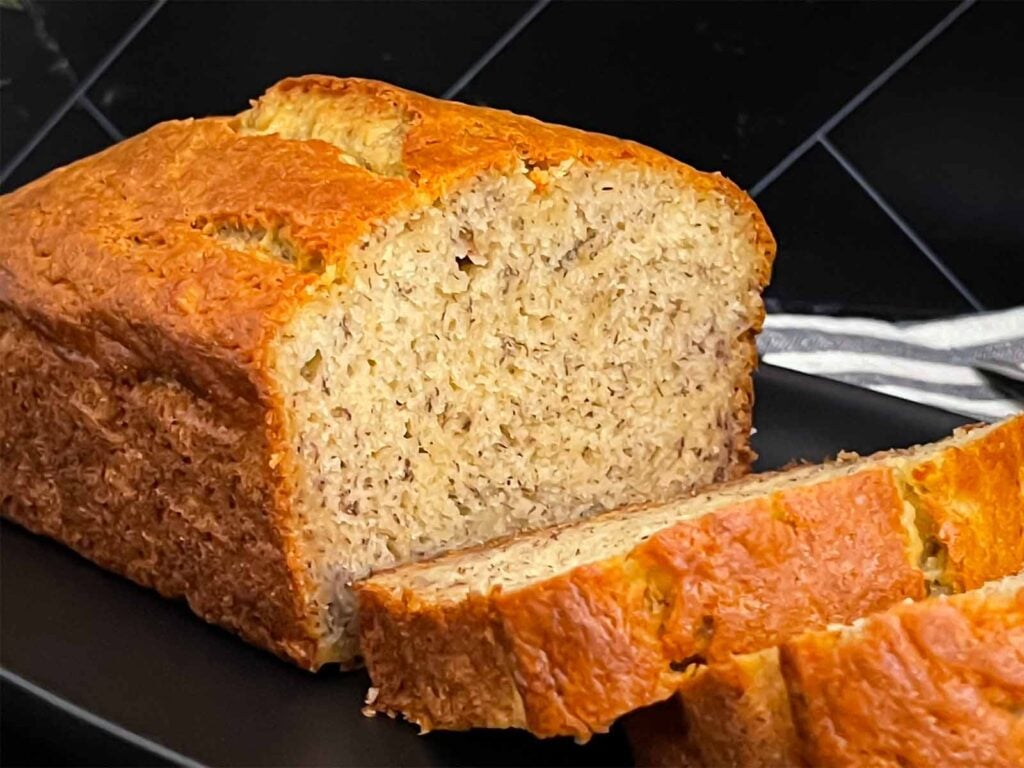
759 144 973 318
1 107 114 192
830 2 1024 309
459 0 951 188
0 1 143 157
85 1 529 136
1 0 1021 320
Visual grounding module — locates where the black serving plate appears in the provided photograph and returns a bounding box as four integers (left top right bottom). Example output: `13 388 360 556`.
0 365 970 767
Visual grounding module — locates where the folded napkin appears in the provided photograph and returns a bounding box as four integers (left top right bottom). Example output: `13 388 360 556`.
758 307 1024 422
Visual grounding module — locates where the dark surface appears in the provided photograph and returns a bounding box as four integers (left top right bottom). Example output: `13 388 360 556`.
1 0 1021 314
0 107 112 192
0 366 970 768
0 683 172 768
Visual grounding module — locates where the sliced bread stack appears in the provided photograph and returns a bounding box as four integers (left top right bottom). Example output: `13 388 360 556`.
356 414 1024 740
627 570 1024 767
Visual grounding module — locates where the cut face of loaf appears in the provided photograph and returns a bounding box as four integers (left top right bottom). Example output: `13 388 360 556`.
631 571 1024 768
356 414 1024 739
0 76 773 668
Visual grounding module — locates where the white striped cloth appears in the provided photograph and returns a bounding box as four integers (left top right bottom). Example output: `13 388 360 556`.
758 307 1024 422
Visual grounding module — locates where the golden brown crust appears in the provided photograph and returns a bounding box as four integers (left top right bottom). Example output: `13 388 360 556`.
634 577 1024 768
359 591 526 729
906 416 1024 590
783 583 1024 767
629 418 1024 767
0 75 773 403
638 469 924 662
0 308 320 666
358 466 924 740
0 75 773 668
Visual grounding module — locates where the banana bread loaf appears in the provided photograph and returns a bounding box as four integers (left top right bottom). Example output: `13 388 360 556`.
356 415 1024 739
630 571 1024 767
0 76 774 667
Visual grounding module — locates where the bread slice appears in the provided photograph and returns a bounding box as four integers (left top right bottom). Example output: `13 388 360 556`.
631 570 1024 767
0 76 773 667
356 415 1024 739
626 647 796 768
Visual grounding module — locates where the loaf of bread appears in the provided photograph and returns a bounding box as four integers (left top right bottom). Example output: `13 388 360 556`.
356 415 1024 739
0 76 773 667
630 571 1024 767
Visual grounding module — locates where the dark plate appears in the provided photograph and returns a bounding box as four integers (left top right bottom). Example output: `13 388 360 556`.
0 365 970 767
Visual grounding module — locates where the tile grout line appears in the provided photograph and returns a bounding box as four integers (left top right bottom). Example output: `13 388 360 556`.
750 0 976 198
77 94 125 141
819 135 986 312
18 0 124 142
442 0 551 100
0 0 167 186
0 0 985 315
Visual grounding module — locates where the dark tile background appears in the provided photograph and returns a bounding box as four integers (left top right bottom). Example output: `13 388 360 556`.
2 0 1022 317
755 143 976 317
830 0 1024 310
0 0 145 156
1 1 1022 763
90 1 529 135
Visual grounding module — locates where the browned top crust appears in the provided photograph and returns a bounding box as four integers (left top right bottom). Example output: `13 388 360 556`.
0 75 774 407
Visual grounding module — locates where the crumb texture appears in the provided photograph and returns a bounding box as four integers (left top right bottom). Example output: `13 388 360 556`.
277 159 766 657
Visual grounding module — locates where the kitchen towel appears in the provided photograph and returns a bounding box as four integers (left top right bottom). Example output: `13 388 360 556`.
759 307 1024 421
